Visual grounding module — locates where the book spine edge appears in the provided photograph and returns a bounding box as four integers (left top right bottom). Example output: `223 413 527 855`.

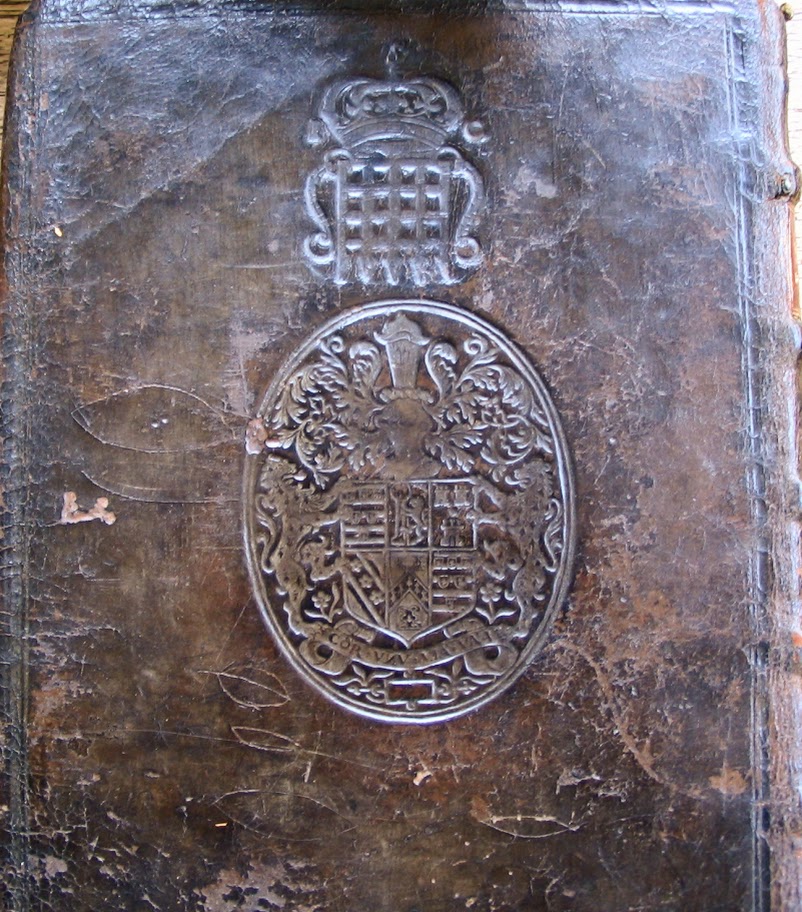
747 3 802 909
0 6 42 910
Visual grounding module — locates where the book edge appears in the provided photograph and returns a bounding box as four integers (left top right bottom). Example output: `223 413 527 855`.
0 5 43 911
740 2 802 910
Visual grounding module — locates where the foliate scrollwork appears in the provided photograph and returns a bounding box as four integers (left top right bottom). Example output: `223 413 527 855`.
244 301 575 723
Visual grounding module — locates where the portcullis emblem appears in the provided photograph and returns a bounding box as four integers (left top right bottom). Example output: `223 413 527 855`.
244 301 575 723
303 58 485 287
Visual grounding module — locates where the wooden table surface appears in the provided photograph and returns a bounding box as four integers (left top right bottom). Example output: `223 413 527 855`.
0 2 798 277
0 1 28 141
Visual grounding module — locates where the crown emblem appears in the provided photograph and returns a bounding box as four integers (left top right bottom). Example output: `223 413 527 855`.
310 75 466 150
303 47 486 288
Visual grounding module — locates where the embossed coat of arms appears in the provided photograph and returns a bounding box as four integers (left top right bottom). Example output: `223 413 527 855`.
245 302 574 722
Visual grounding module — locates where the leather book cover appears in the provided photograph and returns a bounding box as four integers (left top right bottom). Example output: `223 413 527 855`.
0 0 798 909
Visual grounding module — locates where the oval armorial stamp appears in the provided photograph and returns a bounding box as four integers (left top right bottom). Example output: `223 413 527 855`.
244 301 575 723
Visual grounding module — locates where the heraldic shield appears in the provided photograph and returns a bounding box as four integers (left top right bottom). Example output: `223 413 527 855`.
340 479 479 647
245 301 575 723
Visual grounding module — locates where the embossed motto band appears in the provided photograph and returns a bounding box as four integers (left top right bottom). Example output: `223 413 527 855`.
244 301 575 723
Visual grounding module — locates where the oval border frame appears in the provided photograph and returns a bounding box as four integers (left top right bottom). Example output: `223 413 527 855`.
243 299 576 724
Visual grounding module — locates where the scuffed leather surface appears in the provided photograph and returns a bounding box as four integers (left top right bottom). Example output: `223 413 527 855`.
1 1 798 909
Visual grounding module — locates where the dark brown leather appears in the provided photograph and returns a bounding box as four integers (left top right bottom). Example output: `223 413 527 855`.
1 1 798 909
